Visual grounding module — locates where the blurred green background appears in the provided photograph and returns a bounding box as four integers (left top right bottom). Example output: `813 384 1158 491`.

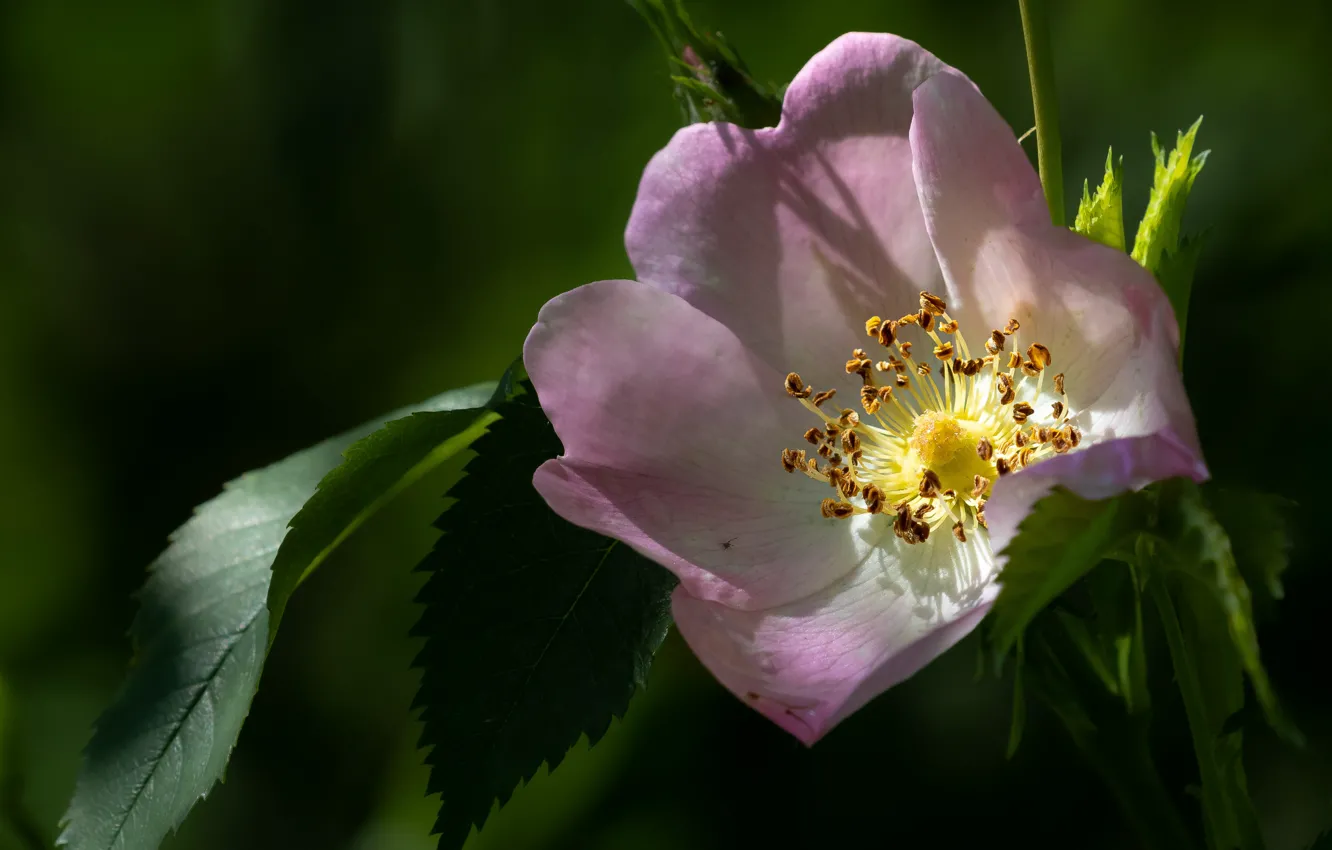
1 0 1329 848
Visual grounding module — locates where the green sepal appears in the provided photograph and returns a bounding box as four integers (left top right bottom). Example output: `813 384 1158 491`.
1073 148 1126 251
1131 117 1208 274
627 0 782 128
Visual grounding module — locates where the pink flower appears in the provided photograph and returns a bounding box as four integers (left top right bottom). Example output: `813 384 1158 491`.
523 33 1206 743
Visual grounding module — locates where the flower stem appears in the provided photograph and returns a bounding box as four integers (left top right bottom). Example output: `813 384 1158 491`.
1018 0 1065 226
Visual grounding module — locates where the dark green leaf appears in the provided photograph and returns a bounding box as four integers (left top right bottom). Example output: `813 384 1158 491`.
989 488 1141 666
413 383 677 849
1006 637 1026 759
1157 231 1208 347
1161 480 1301 745
1205 486 1292 606
627 0 781 128
1149 572 1264 850
59 382 496 850
1085 562 1151 715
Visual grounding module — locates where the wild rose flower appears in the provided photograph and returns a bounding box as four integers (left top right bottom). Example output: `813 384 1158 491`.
523 33 1206 743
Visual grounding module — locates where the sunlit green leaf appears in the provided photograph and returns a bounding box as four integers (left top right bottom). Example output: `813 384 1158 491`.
413 383 677 849
989 488 1142 666
1131 117 1207 274
1073 148 1126 251
58 382 496 850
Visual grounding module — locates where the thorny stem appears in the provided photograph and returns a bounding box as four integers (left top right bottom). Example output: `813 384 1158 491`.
1019 0 1065 226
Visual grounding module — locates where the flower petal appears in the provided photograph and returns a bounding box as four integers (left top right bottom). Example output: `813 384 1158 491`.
626 33 954 388
671 533 996 745
910 70 1204 463
525 279 869 610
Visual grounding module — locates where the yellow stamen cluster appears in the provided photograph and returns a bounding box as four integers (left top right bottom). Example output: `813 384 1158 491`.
781 291 1081 546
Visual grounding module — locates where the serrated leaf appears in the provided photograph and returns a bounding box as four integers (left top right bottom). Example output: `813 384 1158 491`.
1150 571 1265 850
1073 148 1126 251
1131 117 1207 274
1165 481 1302 746
1205 486 1292 605
989 489 1141 666
59 382 497 850
265 378 513 642
412 383 677 849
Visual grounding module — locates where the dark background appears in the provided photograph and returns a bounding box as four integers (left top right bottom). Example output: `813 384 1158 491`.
1 1 1329 848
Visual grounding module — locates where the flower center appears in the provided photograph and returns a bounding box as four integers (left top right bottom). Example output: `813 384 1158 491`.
779 290 1082 546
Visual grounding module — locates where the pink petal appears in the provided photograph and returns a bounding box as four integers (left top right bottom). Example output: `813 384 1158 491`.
524 279 868 610
626 33 955 389
909 70 1206 480
671 546 995 745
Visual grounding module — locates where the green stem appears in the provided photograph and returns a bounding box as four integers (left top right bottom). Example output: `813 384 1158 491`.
1018 0 1065 226
1148 577 1243 850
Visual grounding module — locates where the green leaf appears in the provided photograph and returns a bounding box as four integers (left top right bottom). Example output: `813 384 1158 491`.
1131 116 1207 274
413 382 677 849
265 380 512 642
1085 562 1151 715
1157 231 1208 346
989 488 1141 666
1149 572 1264 850
1205 486 1292 605
1163 480 1302 745
627 0 781 128
1006 636 1027 759
58 381 497 850
1073 148 1126 251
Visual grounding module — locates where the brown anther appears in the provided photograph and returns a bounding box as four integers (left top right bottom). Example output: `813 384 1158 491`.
839 409 860 428
1004 318 1021 335
912 520 931 542
1012 401 1035 423
817 443 834 459
803 427 822 445
862 484 884 515
780 448 800 473
811 389 837 407
824 423 841 437
1018 446 1036 467
919 469 942 499
996 374 1015 406
933 341 955 361
841 430 861 454
846 357 870 377
889 356 906 373
875 360 891 372
1051 401 1065 420
821 498 856 519
1037 427 1053 443
942 488 958 499
1051 434 1071 454
917 310 935 332
1021 361 1041 378
990 330 1007 352
1053 373 1066 395
976 510 989 529
1006 352 1022 370
899 341 913 358
976 437 994 461
1027 343 1052 370
852 348 868 360
964 358 984 376
865 316 882 337
916 362 932 377
914 503 934 519
785 372 812 398
1066 425 1082 447
920 291 948 315
895 373 909 388
877 320 898 348
995 457 1012 476
985 338 1000 355
952 521 967 543
838 474 859 499
1014 431 1029 448
860 386 881 414
851 449 864 466
898 312 919 326
939 320 959 334
971 475 989 498
877 386 894 402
